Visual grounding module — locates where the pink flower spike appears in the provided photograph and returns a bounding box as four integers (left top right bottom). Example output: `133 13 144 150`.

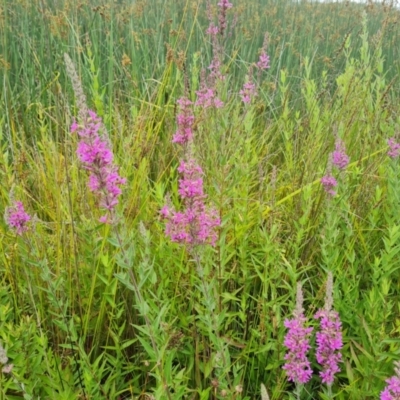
332 139 349 170
217 0 233 9
314 272 343 386
172 97 194 144
195 87 224 109
321 175 338 197
283 283 313 385
99 215 109 224
206 24 219 36
314 310 343 384
71 120 79 133
381 363 400 400
162 97 220 248
240 80 257 104
73 110 126 222
256 52 270 70
5 201 31 235
388 137 400 158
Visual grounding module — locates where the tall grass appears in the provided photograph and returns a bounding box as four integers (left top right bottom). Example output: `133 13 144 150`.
1 0 400 399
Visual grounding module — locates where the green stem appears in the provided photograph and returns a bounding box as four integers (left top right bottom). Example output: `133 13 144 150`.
327 384 333 399
295 383 302 400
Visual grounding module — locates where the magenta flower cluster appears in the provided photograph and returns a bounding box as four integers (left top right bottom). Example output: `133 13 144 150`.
314 309 343 385
381 363 400 400
162 97 220 247
332 139 350 170
283 314 313 384
256 51 270 70
321 175 338 197
206 23 219 36
217 0 233 8
196 86 224 109
71 110 126 223
387 137 400 158
196 59 225 109
283 276 343 388
217 0 233 36
321 137 349 196
5 201 31 235
173 98 195 144
240 80 257 104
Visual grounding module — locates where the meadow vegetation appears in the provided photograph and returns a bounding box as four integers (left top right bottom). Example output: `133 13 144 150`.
1 0 400 398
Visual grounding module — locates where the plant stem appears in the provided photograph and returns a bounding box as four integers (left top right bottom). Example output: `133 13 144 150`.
327 384 333 399
114 227 173 400
295 383 302 400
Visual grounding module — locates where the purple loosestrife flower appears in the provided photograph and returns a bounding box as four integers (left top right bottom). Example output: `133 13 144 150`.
162 158 220 247
217 0 233 37
332 138 349 170
283 283 313 385
240 80 257 104
217 0 233 8
314 310 342 384
321 174 338 197
196 87 224 109
314 271 343 386
206 23 219 36
208 56 225 82
256 52 270 70
162 97 220 248
196 69 224 109
5 201 31 235
388 137 400 158
173 97 195 144
381 362 400 400
71 110 126 223
255 33 270 78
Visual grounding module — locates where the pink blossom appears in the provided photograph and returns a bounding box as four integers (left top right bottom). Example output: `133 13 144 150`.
381 375 400 399
217 0 233 36
256 52 270 70
71 110 126 223
240 80 257 104
206 24 219 36
178 160 204 199
321 175 338 196
314 309 343 385
217 0 233 8
283 316 313 384
5 201 31 235
388 137 400 158
195 87 224 109
208 57 225 81
380 362 400 399
71 120 79 133
172 97 194 144
283 284 313 385
332 139 349 170
162 159 220 247
162 97 220 247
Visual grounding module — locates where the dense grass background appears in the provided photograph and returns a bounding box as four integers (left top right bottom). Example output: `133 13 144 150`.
1 0 400 399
